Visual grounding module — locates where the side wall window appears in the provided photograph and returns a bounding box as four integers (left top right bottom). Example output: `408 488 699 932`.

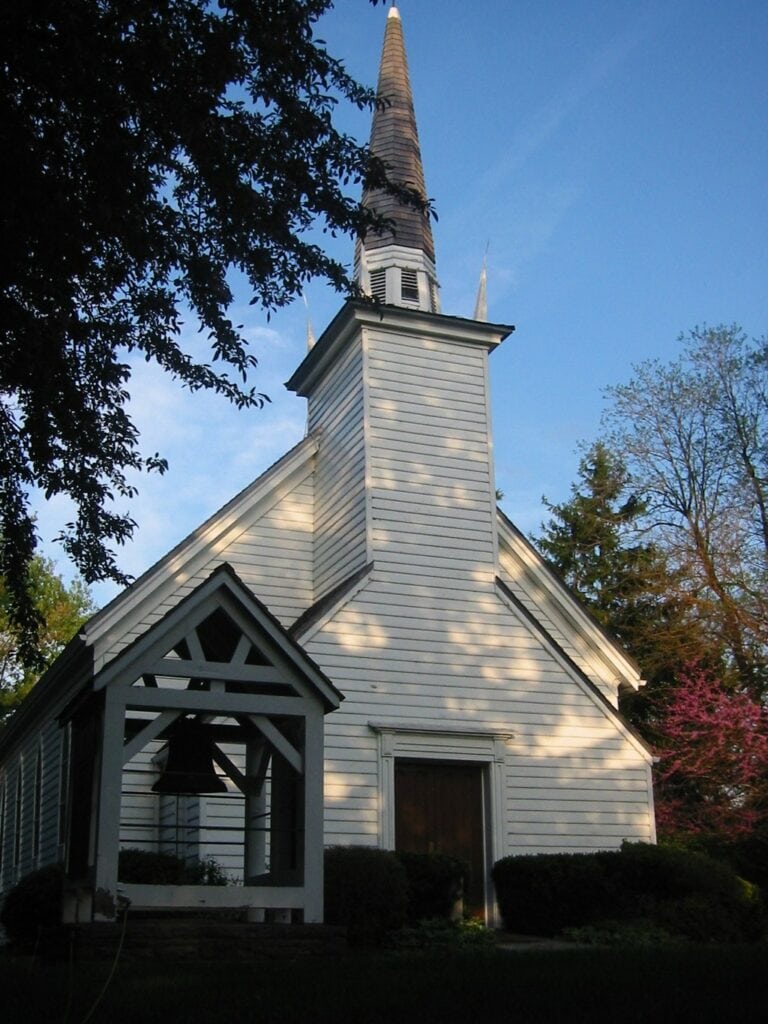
13 761 23 867
0 780 6 883
33 746 43 861
59 723 71 849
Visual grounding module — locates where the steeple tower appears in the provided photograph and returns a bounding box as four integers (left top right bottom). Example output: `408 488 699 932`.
288 4 512 605
355 6 439 312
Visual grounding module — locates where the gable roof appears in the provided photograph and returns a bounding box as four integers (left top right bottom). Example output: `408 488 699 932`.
94 562 342 712
0 445 327 761
0 630 92 760
496 508 645 694
86 433 318 660
290 562 375 641
494 575 653 760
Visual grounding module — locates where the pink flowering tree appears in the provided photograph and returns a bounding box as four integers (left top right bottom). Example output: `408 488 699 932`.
653 664 768 840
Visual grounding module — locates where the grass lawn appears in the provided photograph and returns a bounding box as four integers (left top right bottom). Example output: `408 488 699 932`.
3 944 768 1023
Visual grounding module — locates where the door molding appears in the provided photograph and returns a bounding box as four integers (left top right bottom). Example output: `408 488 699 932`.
368 723 513 923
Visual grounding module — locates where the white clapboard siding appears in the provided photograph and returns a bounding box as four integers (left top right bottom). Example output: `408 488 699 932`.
0 682 83 899
308 334 368 599
0 298 656 912
119 741 250 881
121 743 162 852
0 765 19 893
305 570 654 854
1 733 44 886
364 325 496 584
103 471 316 663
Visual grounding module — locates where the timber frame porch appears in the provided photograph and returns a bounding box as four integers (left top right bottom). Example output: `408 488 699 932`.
59 565 341 925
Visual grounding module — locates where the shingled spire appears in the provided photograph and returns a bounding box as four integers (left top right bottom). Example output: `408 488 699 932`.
355 6 440 312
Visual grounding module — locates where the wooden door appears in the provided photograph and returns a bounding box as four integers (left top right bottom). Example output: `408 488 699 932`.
394 761 485 916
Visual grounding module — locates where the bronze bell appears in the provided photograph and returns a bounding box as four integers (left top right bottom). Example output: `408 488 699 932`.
152 718 227 794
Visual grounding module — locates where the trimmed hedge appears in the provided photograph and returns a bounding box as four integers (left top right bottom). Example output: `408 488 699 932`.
395 851 468 923
324 846 408 941
0 863 64 948
118 848 228 885
694 833 768 892
492 843 763 942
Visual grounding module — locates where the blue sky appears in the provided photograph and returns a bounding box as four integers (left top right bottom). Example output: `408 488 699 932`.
32 0 768 605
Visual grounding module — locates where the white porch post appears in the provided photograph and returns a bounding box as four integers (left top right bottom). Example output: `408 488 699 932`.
302 707 325 923
244 738 268 922
92 690 126 921
244 739 268 880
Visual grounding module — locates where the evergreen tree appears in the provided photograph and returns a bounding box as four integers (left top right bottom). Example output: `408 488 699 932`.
536 443 707 689
538 443 643 618
535 442 726 737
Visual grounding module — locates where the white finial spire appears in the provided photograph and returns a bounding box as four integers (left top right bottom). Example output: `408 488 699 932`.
473 246 489 321
302 292 316 350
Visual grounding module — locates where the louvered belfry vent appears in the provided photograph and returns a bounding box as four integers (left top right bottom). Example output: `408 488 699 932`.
370 268 387 301
401 269 419 302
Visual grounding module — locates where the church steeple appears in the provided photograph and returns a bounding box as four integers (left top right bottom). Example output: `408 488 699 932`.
355 6 440 312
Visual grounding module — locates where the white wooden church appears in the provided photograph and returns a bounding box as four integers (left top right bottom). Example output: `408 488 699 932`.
0 7 655 927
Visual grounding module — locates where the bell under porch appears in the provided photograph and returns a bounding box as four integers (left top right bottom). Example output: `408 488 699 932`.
113 709 308 922
59 565 339 926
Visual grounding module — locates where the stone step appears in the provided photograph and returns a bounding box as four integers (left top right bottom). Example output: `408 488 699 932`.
41 919 348 962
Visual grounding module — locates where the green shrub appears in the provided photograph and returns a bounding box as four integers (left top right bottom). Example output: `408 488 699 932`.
492 851 620 936
185 856 228 886
395 851 468 923
389 916 496 951
608 843 763 942
492 843 763 942
562 920 677 947
324 846 408 942
0 863 64 948
692 832 768 892
118 848 227 885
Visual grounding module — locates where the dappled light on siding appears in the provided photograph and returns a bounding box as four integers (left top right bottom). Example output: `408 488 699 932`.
321 607 389 650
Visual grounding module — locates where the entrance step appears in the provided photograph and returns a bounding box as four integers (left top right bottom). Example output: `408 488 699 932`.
41 918 348 962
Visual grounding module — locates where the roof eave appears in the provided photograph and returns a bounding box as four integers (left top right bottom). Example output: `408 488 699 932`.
286 300 514 398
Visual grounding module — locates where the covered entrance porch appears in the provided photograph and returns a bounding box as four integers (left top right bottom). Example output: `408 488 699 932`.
60 565 342 924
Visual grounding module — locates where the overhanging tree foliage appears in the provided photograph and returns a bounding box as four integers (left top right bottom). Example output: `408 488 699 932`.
1 557 95 725
1 0 422 664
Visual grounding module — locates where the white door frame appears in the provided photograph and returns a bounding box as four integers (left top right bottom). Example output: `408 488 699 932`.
369 723 513 925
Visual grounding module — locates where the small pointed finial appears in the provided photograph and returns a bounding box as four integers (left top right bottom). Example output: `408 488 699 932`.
302 292 316 350
473 245 489 321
